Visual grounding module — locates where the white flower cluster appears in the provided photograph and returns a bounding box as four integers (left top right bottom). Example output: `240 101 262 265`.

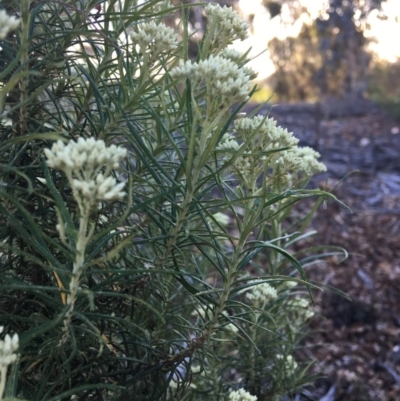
219 48 246 63
276 354 298 373
234 116 299 149
192 305 237 333
280 280 298 290
44 138 127 214
0 327 18 368
273 147 326 183
204 4 248 52
0 10 20 40
291 146 327 176
219 49 258 80
45 138 126 172
273 150 305 189
288 297 315 321
222 116 326 192
231 116 297 187
130 21 178 55
71 172 125 201
229 388 257 401
241 66 258 81
170 55 252 113
243 280 278 304
216 133 240 151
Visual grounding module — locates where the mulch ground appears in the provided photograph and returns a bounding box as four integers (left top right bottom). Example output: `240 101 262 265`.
252 101 400 401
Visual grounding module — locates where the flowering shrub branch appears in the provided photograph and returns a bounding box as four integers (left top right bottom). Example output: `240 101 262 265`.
44 138 126 341
0 1 345 400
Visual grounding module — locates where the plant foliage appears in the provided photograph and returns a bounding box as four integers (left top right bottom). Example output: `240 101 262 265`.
0 1 343 400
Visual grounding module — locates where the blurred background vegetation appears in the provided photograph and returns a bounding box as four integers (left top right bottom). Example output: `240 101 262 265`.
179 0 400 118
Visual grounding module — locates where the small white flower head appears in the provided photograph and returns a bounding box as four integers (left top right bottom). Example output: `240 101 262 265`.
288 297 315 321
242 280 278 304
191 304 214 321
290 146 327 176
219 48 246 63
216 133 241 152
222 311 238 334
44 138 127 215
192 305 237 333
218 50 258 81
289 297 309 309
269 146 326 191
241 66 258 80
0 327 19 368
304 308 315 320
274 150 303 177
212 212 230 226
280 280 298 290
170 55 252 113
191 365 201 374
228 388 257 401
204 4 249 52
234 116 299 149
276 354 298 373
169 380 178 390
130 21 178 55
233 156 252 183
0 10 20 40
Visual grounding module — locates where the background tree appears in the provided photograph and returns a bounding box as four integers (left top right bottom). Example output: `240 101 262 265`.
266 0 387 101
268 23 322 101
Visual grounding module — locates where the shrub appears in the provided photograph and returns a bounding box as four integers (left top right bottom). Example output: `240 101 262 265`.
367 57 400 120
0 1 341 400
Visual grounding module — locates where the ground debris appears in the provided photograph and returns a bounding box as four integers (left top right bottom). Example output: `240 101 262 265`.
250 101 400 401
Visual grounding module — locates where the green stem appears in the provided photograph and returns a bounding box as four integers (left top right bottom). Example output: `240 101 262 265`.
18 0 31 136
155 167 200 271
158 205 257 368
248 299 262 393
201 195 259 341
271 218 282 274
60 212 89 343
0 366 6 400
